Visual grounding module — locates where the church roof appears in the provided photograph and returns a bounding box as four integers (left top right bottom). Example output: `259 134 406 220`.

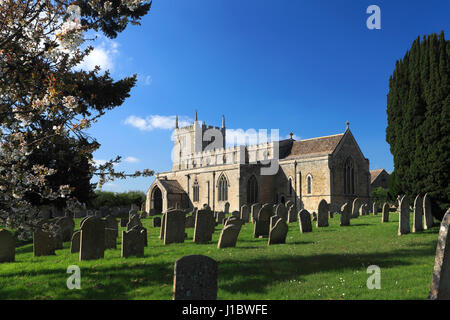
283 133 345 159
370 169 388 184
158 179 186 194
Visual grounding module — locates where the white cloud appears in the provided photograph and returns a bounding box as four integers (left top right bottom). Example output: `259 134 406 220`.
124 115 192 131
124 156 140 163
77 38 119 71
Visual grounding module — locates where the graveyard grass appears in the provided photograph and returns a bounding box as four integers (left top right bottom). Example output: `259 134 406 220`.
0 213 439 300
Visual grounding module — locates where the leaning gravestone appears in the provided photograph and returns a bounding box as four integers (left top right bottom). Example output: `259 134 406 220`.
298 209 312 233
224 216 244 229
429 208 450 300
253 204 272 238
251 203 262 223
33 229 55 257
413 195 424 233
0 229 15 262
70 230 81 253
275 204 288 222
287 206 297 223
240 205 249 223
398 195 410 236
121 227 144 258
193 210 214 243
317 200 329 227
285 200 294 210
217 224 241 249
351 198 361 219
164 210 186 245
80 217 105 261
372 202 378 215
173 255 218 300
423 193 434 230
382 203 390 222
268 219 288 245
340 203 351 226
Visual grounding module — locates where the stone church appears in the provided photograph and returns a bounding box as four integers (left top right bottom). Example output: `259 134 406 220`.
146 112 371 214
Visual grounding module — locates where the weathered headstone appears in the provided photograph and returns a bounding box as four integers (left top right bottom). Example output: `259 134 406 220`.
268 219 288 245
33 229 55 256
423 193 434 230
0 229 15 262
104 228 117 249
372 202 378 215
240 205 249 223
270 215 281 230
153 216 161 228
351 198 361 219
398 195 410 236
70 230 81 253
80 217 105 260
413 195 424 233
285 200 294 211
253 204 272 238
298 209 312 233
193 210 214 243
173 255 218 300
164 210 186 245
103 216 118 238
224 202 230 214
275 204 288 221
224 216 244 229
121 227 144 258
429 208 450 300
251 203 262 223
287 206 297 223
159 213 166 240
317 199 329 227
217 224 241 248
382 202 390 222
55 217 75 242
340 203 351 226
216 212 225 224
127 214 142 231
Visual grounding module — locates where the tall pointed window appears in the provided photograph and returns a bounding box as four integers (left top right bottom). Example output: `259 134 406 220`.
247 176 258 204
193 179 199 202
344 158 355 195
218 174 228 202
307 175 312 194
288 177 293 196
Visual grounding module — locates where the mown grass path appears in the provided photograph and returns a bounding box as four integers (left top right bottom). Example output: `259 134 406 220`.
0 212 439 300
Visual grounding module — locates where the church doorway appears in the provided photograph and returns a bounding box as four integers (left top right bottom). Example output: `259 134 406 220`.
152 186 163 214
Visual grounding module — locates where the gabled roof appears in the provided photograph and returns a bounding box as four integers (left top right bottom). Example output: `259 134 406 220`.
158 179 186 194
282 133 345 159
370 169 389 184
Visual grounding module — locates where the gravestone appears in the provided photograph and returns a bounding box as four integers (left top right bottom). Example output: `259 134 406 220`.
33 229 55 256
217 224 241 248
275 204 288 221
120 218 128 228
121 227 144 258
73 209 87 219
80 217 105 261
193 210 214 243
153 217 161 228
382 203 390 222
104 228 117 249
312 212 317 221
423 193 434 230
160 213 166 240
140 227 148 247
270 215 281 230
55 217 75 242
413 195 424 233
317 199 329 227
127 214 142 231
104 216 118 238
253 204 272 238
185 215 195 228
216 212 225 224
231 211 240 219
298 209 312 233
224 216 244 229
340 203 351 226
429 208 450 300
140 211 148 219
251 203 262 223
373 202 378 215
173 255 218 300
398 195 410 236
351 198 361 219
285 200 294 210
164 210 186 245
268 219 288 245
70 230 81 253
359 204 369 216
224 202 230 214
240 205 249 223
287 206 297 223
0 229 15 262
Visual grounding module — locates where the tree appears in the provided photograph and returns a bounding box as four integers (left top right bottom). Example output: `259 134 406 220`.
386 31 450 219
0 0 154 239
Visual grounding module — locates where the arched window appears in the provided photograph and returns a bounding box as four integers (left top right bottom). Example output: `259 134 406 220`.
193 179 199 202
218 174 228 202
247 176 258 204
307 175 312 194
344 158 355 195
288 177 293 196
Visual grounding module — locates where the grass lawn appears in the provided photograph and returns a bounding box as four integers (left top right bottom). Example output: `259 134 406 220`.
0 212 440 300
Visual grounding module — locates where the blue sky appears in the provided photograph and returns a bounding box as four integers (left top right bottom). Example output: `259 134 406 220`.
84 0 450 193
